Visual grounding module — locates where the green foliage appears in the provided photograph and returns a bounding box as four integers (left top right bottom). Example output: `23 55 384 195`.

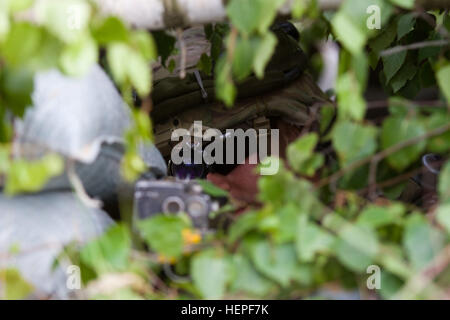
249 240 311 287
333 121 378 166
226 0 285 35
137 215 190 259
195 179 229 198
403 214 445 270
436 64 450 103
381 116 427 171
0 269 34 299
191 249 231 299
80 224 132 274
287 133 324 176
439 161 450 201
0 0 157 186
296 215 335 262
3 153 64 195
229 254 274 296
215 0 284 106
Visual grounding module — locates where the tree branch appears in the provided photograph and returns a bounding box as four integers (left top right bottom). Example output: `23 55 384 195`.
316 123 450 189
381 40 450 57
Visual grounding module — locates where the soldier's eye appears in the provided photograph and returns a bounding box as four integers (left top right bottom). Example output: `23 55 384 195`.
171 163 206 180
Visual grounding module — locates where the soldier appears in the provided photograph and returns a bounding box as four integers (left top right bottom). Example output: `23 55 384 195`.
150 22 331 206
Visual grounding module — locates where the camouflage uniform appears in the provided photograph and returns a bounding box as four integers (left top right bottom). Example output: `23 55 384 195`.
151 26 330 160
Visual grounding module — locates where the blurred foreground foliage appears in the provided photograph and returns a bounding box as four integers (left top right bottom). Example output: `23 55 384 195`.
0 0 450 299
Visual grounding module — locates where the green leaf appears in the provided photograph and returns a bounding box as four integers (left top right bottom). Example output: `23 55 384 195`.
37 0 91 43
93 288 144 300
226 0 285 35
381 116 427 171
0 269 34 300
389 0 415 9
249 240 310 287
287 133 324 177
210 32 224 62
424 112 450 153
319 104 335 134
389 56 418 93
92 16 129 44
80 224 131 274
439 161 450 201
59 35 97 76
369 19 397 53
5 154 64 195
437 204 450 234
357 204 405 228
352 52 369 87
2 22 42 67
228 211 260 244
333 0 393 54
152 31 176 67
5 0 33 13
253 32 277 79
0 66 34 117
0 11 9 41
292 0 309 19
137 215 189 259
258 163 292 206
335 224 379 272
272 203 299 243
383 51 407 83
332 12 366 55
130 31 157 61
403 214 445 270
230 254 274 296
341 0 393 30
108 43 151 97
215 57 236 107
195 179 229 198
418 33 441 63
336 72 367 121
332 121 378 166
436 64 450 103
232 36 255 81
296 214 335 262
397 13 416 39
197 53 212 75
191 249 230 299
0 145 10 172
379 272 404 299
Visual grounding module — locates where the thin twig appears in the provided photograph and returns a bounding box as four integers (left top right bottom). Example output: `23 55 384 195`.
177 28 187 79
393 245 450 299
316 123 450 189
368 155 381 200
67 159 103 209
380 40 450 57
366 100 446 110
358 167 423 196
